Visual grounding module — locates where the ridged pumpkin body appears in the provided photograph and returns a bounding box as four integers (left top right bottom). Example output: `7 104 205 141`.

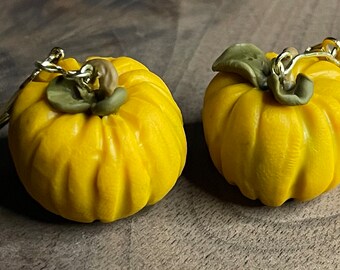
9 56 187 222
202 56 340 206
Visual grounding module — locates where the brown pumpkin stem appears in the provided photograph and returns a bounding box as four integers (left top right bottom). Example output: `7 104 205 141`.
86 59 118 97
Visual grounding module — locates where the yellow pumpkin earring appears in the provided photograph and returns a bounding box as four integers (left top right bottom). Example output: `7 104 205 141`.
0 48 187 222
202 37 340 206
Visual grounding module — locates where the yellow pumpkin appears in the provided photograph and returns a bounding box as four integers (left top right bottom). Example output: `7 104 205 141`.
8 55 187 222
202 42 340 206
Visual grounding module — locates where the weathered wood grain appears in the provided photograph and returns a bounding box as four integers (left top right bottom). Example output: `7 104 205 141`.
1 0 340 269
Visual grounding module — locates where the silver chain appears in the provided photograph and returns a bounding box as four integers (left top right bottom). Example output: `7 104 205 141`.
35 60 93 80
272 37 340 87
0 47 66 128
0 47 103 128
35 57 96 92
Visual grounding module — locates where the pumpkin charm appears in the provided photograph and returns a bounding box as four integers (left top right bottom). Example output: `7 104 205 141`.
202 38 340 206
7 48 187 222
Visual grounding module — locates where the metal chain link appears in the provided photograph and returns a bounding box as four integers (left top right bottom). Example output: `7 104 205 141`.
35 57 96 92
272 37 340 86
0 47 66 128
35 60 93 80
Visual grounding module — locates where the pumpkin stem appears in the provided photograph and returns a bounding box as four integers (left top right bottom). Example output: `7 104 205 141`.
267 73 313 105
46 59 127 116
212 43 314 106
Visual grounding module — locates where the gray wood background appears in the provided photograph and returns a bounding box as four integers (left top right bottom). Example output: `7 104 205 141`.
1 0 340 269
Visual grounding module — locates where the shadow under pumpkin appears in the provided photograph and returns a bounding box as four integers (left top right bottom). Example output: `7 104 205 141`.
0 136 69 223
182 122 264 207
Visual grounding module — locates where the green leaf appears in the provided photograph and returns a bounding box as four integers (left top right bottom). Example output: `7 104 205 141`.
46 76 91 113
212 43 271 89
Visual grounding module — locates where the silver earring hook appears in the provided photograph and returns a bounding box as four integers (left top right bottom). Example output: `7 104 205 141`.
0 47 65 129
0 47 102 129
272 37 340 90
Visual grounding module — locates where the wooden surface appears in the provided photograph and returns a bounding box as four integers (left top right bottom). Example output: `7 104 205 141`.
1 0 340 269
